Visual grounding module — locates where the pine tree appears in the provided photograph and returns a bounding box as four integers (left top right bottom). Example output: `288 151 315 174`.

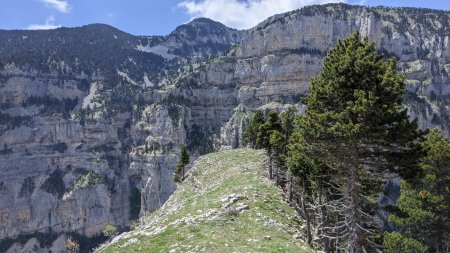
280 107 297 151
256 111 282 179
174 146 190 182
383 232 427 253
256 111 282 150
290 32 423 252
269 107 297 160
386 129 450 252
243 111 264 148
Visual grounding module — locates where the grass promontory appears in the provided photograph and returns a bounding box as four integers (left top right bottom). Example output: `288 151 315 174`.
97 148 314 252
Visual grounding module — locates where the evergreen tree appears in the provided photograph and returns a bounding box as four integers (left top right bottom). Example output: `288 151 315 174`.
287 128 315 245
383 232 427 253
280 107 297 148
290 32 423 252
270 106 297 159
174 146 190 182
243 111 264 148
256 111 282 150
386 129 450 252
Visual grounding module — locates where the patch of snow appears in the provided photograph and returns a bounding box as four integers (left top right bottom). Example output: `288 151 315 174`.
136 45 177 60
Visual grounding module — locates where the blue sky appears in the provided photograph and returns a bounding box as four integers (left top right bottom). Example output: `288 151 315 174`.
1 0 449 35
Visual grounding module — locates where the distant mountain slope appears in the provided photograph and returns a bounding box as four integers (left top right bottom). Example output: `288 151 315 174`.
97 149 313 253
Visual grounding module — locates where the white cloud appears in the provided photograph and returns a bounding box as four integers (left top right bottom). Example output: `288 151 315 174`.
28 16 61 30
179 0 346 29
40 0 71 13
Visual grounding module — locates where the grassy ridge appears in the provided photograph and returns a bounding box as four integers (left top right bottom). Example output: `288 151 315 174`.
97 149 313 253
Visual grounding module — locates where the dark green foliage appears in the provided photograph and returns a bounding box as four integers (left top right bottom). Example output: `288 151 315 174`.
41 169 65 198
167 105 180 126
288 47 326 57
0 112 31 133
74 171 105 189
387 129 450 252
180 146 190 165
275 107 297 157
300 31 423 178
103 224 118 238
22 96 78 117
288 32 423 252
243 111 264 148
174 146 190 182
0 24 164 86
102 82 141 116
383 232 427 253
256 111 282 150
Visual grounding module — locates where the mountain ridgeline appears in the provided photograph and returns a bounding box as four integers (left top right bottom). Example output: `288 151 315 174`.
0 3 449 252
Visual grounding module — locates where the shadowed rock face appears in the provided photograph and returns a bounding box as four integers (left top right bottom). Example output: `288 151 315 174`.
0 3 449 251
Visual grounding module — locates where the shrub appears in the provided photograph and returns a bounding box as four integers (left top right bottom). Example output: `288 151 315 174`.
74 171 105 189
383 232 426 253
66 238 80 253
103 224 118 238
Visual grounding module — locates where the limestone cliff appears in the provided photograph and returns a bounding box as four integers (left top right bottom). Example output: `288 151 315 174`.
0 3 449 252
180 4 450 136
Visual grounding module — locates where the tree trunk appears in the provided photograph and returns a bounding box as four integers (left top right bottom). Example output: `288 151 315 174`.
287 173 293 203
318 183 331 253
268 148 273 179
301 179 312 245
346 163 363 253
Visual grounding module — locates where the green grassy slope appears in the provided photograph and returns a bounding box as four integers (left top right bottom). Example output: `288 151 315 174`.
97 149 314 253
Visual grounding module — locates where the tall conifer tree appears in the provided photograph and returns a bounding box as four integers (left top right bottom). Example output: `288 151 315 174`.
290 32 423 252
243 111 264 148
174 146 190 182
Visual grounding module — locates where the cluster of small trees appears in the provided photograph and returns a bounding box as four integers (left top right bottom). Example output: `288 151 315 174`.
243 32 449 252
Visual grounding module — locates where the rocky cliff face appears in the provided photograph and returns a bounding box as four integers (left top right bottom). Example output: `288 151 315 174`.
180 4 450 135
0 3 449 251
0 19 240 251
